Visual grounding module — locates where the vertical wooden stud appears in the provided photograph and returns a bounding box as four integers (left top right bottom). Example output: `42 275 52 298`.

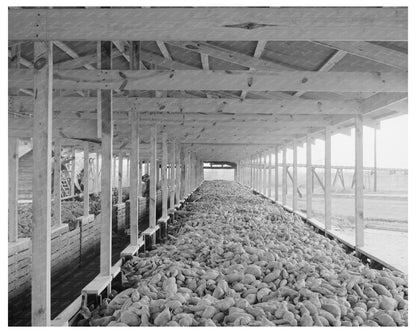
53 138 62 226
117 152 123 204
355 115 364 247
83 142 90 216
70 148 76 196
268 152 272 197
282 148 287 205
325 127 332 230
175 143 181 204
8 137 19 242
306 135 312 218
100 40 113 277
130 110 139 246
149 125 157 228
170 139 176 209
292 141 298 211
274 146 279 202
161 131 168 218
31 41 53 326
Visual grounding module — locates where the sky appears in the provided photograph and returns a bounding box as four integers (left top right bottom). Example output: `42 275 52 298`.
281 114 408 169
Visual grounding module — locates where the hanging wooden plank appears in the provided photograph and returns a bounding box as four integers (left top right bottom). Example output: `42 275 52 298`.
9 8 407 41
149 125 157 228
8 137 19 242
161 132 168 218
292 141 298 211
117 152 123 204
306 135 312 217
83 142 89 216
274 146 279 202
130 110 139 246
9 69 408 93
325 127 332 230
53 138 62 226
99 41 113 277
282 148 287 205
355 115 364 247
31 41 53 326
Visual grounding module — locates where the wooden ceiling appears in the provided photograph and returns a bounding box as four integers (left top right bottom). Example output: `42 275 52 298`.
8 7 408 162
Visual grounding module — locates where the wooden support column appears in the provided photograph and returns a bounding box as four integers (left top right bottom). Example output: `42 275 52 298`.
138 160 143 197
53 138 62 226
130 110 139 246
100 41 113 277
126 157 130 186
268 152 272 197
95 152 100 193
274 146 279 202
374 127 377 192
70 148 76 196
306 135 312 217
175 143 181 203
31 41 53 326
355 115 364 247
292 140 298 211
282 148 287 205
325 127 332 230
117 152 123 204
180 146 186 199
185 149 190 195
170 139 176 208
250 156 253 188
112 156 116 188
161 132 168 218
8 137 19 242
149 125 157 228
83 142 89 216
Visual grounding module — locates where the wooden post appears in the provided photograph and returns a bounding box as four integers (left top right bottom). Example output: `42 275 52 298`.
274 146 279 202
268 152 272 197
149 125 157 228
8 137 19 242
170 139 176 209
161 132 168 218
70 148 76 196
325 127 332 230
282 148 287 205
180 146 186 199
97 41 102 139
53 138 62 226
130 110 139 246
292 141 298 211
126 157 130 186
138 160 143 197
306 135 312 217
355 115 364 247
250 156 253 188
100 40 113 277
83 142 89 216
31 41 53 326
112 156 116 188
374 127 377 192
95 152 100 193
118 152 123 204
175 143 181 204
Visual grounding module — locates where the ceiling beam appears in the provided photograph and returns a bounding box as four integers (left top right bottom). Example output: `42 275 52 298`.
241 40 267 99
293 49 347 97
9 96 363 115
314 41 407 71
9 8 407 41
9 69 407 92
